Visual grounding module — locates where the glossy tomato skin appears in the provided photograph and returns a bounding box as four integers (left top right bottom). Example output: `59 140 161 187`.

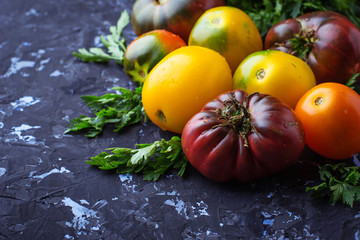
142 46 232 134
182 90 305 182
295 83 360 160
123 30 186 84
131 0 225 41
233 50 316 109
264 11 360 84
188 6 262 73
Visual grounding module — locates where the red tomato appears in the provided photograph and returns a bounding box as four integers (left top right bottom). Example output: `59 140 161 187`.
264 11 360 85
295 83 360 160
181 90 305 182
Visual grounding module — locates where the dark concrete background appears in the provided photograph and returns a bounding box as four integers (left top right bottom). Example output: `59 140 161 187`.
1 0 360 239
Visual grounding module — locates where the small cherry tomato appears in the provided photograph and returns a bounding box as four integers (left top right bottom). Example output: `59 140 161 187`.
142 46 232 133
124 30 186 84
188 6 263 73
233 50 316 109
295 82 360 160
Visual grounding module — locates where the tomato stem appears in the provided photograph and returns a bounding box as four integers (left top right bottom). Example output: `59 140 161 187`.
156 110 166 123
154 0 168 5
215 95 258 147
314 96 324 106
288 19 318 60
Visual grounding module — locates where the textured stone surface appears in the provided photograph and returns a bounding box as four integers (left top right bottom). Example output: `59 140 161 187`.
1 0 360 239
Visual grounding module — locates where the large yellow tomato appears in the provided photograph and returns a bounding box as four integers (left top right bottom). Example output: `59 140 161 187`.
233 50 316 109
188 6 263 73
142 46 232 133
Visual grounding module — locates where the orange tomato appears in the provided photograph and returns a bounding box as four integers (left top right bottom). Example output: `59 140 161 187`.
142 46 232 133
295 82 360 160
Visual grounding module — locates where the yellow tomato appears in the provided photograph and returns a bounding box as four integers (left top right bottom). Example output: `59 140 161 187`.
188 6 263 73
233 50 316 109
142 46 232 133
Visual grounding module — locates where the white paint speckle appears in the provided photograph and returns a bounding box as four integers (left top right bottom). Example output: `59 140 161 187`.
50 70 63 77
80 199 90 205
25 8 40 17
6 124 42 145
1 57 35 78
30 167 71 182
11 96 41 111
36 57 51 71
62 197 101 235
0 168 6 178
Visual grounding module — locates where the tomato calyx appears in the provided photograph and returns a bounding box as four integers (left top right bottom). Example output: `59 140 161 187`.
289 19 319 60
271 19 318 61
213 94 258 147
126 60 150 84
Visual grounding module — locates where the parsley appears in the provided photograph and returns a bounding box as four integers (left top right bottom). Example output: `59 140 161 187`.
65 86 146 137
306 163 360 207
73 10 130 65
86 136 188 181
346 73 360 94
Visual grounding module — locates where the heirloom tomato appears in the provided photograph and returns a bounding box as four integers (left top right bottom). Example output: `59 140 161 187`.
182 90 305 182
233 50 316 109
123 30 186 84
264 11 360 85
295 82 360 160
142 46 232 134
131 0 225 41
188 6 263 73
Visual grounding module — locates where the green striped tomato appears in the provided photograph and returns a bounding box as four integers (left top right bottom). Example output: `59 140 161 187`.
123 30 186 84
188 6 263 73
131 0 225 41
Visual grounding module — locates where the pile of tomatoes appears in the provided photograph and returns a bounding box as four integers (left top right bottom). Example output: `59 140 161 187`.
124 0 360 182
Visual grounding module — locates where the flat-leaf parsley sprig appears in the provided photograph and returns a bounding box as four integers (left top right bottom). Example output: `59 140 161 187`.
306 162 360 207
73 10 130 64
65 86 146 137
86 136 188 181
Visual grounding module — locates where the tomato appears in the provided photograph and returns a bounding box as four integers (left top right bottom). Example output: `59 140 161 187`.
188 6 263 73
181 90 305 182
123 30 186 84
142 46 232 134
295 83 360 160
233 50 316 109
131 0 225 41
264 11 360 85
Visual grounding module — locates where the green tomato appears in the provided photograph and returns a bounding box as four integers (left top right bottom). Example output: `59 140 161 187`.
123 30 186 84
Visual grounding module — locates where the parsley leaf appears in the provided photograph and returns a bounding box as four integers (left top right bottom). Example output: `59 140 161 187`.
86 136 188 181
306 163 360 207
65 86 146 137
73 10 130 65
346 73 360 94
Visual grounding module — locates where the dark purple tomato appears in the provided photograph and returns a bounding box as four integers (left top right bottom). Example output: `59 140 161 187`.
181 90 305 182
264 11 360 85
123 29 186 84
131 0 225 41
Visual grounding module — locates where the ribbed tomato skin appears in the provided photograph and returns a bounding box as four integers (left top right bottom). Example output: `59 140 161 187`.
264 11 360 85
131 0 225 41
181 90 305 182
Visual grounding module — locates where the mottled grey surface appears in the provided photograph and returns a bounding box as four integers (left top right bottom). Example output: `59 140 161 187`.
1 0 360 239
